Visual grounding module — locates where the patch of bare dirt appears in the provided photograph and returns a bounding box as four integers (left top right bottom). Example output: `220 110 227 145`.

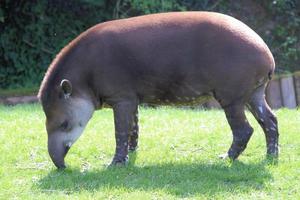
0 95 38 105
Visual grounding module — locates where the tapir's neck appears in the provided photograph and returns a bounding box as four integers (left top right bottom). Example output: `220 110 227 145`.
39 31 105 110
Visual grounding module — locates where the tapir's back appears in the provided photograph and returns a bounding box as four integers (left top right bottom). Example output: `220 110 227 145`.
83 12 274 102
91 11 273 63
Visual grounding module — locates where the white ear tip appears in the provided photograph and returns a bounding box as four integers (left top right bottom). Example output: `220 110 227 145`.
60 79 68 87
60 79 72 97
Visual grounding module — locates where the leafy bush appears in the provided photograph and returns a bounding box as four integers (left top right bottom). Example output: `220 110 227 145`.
260 0 300 73
0 0 110 88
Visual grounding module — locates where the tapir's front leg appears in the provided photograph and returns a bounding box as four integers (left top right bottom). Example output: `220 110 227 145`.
111 101 137 165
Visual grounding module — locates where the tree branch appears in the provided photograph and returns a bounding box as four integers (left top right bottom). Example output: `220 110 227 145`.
23 39 54 55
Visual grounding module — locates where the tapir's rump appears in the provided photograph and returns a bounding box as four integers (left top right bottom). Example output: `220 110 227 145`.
39 12 278 169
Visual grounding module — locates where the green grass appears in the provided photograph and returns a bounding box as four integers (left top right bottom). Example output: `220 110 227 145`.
0 104 299 199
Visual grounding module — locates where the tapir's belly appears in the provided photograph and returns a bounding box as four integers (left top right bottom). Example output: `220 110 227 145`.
135 74 213 105
143 94 212 106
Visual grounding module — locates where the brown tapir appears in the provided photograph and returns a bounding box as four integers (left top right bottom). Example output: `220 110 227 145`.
38 12 279 169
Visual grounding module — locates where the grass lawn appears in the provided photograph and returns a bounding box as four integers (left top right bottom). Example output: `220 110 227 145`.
0 104 299 199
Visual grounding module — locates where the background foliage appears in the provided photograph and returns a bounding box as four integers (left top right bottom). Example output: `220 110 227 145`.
0 0 299 89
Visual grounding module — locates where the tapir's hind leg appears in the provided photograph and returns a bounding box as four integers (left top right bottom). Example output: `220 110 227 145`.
221 103 254 160
128 108 139 152
247 85 279 157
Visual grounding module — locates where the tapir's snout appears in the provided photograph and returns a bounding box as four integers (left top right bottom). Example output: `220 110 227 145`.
48 132 69 169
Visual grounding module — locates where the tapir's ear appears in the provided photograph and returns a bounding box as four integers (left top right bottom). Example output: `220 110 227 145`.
60 79 72 98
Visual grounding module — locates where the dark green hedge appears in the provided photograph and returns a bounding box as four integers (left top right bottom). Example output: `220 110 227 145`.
0 0 299 89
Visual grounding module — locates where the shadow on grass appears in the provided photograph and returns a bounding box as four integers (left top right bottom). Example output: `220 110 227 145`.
35 153 273 197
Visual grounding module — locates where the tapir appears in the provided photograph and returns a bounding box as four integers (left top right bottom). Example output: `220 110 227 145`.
38 12 279 169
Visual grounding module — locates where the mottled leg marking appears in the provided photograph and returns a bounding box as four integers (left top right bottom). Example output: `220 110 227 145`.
247 87 279 157
128 109 139 152
111 101 137 166
223 104 254 160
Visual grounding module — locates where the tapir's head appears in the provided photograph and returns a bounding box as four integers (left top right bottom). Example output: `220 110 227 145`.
39 79 94 169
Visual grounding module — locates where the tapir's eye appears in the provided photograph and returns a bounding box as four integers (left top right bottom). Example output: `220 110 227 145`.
60 120 69 131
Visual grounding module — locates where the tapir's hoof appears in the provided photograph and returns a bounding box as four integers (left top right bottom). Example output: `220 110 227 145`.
109 156 129 167
266 152 278 158
265 153 279 165
219 153 229 160
128 145 138 152
56 164 66 170
219 153 235 161
267 147 279 158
